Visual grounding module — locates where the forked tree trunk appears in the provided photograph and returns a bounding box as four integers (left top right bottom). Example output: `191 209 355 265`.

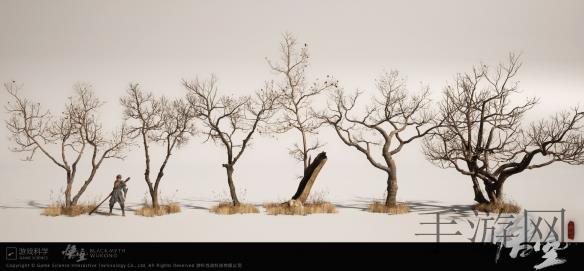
223 163 240 206
291 152 328 203
151 188 160 209
151 151 171 209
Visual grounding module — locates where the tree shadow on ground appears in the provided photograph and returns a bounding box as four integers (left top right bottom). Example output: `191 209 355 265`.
179 198 266 211
27 200 48 209
333 197 477 220
0 201 44 210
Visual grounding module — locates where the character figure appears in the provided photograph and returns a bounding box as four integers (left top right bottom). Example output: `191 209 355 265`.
108 174 128 216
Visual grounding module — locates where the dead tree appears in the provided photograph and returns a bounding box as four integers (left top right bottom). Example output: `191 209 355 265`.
184 76 278 206
321 71 440 207
120 84 196 209
291 151 328 204
5 81 129 208
267 33 337 174
423 54 584 204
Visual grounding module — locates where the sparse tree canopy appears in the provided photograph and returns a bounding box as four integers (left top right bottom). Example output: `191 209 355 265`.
120 83 197 209
184 75 279 206
5 81 130 207
423 54 584 204
267 33 338 173
321 71 440 207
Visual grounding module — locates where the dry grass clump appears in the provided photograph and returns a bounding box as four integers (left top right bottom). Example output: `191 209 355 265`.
472 201 521 214
135 202 182 217
367 202 410 215
264 200 337 215
42 202 97 217
210 202 259 215
264 190 338 216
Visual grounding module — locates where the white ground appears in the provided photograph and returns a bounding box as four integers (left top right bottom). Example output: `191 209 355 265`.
0 198 581 242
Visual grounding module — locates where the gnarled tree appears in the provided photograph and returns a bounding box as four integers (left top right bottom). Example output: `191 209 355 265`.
120 84 197 209
5 81 130 208
267 33 337 174
184 76 278 206
423 54 584 205
321 71 439 207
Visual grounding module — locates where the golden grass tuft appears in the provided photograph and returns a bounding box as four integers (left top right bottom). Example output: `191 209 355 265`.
263 201 337 215
42 203 97 217
367 202 410 215
135 202 182 217
209 202 259 215
472 201 521 214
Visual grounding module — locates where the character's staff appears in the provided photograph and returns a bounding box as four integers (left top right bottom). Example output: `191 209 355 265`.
89 177 130 215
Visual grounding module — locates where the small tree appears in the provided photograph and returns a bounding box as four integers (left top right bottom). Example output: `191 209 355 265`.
424 54 584 204
5 81 129 208
321 71 439 207
267 33 337 174
120 84 196 209
184 76 278 206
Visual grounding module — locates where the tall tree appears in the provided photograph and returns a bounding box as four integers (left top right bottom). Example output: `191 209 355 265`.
120 84 196 209
184 76 278 206
321 71 440 207
424 54 584 204
5 82 129 208
267 33 337 174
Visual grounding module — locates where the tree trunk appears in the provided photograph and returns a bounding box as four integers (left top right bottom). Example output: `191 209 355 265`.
71 181 89 206
494 181 504 203
485 181 498 204
292 152 327 203
71 168 98 206
151 189 159 209
484 177 506 204
301 130 308 172
151 150 171 210
65 172 73 208
223 164 240 206
471 176 488 204
385 174 398 207
382 155 399 207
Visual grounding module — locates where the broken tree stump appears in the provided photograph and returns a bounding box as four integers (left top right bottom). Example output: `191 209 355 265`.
291 151 328 204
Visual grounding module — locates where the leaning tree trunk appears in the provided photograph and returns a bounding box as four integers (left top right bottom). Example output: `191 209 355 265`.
71 168 99 206
223 163 240 206
291 152 328 204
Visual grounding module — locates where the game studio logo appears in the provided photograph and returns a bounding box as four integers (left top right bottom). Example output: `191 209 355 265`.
62 244 88 263
60 244 126 263
6 247 17 261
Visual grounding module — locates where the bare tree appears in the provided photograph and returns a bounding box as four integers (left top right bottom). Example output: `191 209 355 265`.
424 54 584 204
184 76 278 206
120 84 196 209
5 81 130 208
267 33 337 174
320 71 440 207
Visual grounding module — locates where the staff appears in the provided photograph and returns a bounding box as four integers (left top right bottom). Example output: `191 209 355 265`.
89 176 130 216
